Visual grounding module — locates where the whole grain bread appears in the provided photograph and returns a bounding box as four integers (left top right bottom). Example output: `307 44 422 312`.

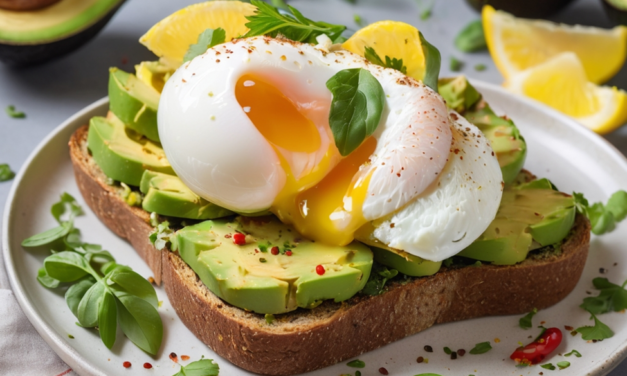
69 125 591 376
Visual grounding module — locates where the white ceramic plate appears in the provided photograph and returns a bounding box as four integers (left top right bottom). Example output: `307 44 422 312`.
4 82 627 376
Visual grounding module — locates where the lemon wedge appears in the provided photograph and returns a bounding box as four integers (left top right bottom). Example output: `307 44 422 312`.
342 21 425 81
139 1 256 66
483 5 627 84
504 52 627 134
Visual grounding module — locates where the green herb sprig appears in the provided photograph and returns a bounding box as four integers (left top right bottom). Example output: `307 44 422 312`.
574 191 627 235
469 341 492 354
22 193 163 355
455 20 487 52
244 0 346 44
576 313 614 341
172 358 220 376
0 163 15 182
580 277 627 314
364 46 407 74
184 28 227 63
518 307 538 329
326 68 385 156
6 105 25 118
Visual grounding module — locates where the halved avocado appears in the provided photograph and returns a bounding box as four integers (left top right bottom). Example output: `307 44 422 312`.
0 0 125 66
464 0 576 18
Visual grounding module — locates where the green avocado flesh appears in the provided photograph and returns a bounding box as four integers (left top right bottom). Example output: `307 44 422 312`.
439 76 527 184
172 217 373 314
109 67 160 142
87 114 173 186
140 170 233 220
371 247 442 277
458 177 575 265
0 0 122 43
608 0 627 10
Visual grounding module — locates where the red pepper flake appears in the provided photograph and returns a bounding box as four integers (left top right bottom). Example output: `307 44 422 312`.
169 352 178 363
271 246 279 255
316 265 325 275
286 250 293 256
143 362 153 369
379 367 389 375
233 233 246 245
123 361 131 368
181 355 190 361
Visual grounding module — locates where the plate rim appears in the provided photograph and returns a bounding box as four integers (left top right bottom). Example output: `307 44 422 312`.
3 81 627 376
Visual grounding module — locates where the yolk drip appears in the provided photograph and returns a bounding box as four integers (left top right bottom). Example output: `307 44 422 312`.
235 74 375 246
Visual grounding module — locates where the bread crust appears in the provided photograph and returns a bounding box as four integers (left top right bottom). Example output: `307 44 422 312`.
69 125 591 376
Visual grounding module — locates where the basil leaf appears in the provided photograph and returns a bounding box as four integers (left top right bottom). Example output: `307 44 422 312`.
64 228 82 249
37 267 60 289
418 32 441 93
44 251 90 282
576 313 614 340
98 289 117 349
5 105 25 118
51 192 83 224
0 163 15 181
174 359 220 376
519 307 538 329
455 20 487 52
22 223 72 247
183 28 227 63
469 341 492 354
326 68 385 156
66 277 96 318
107 268 159 309
116 292 163 355
346 359 365 368
77 280 105 327
450 56 463 72
244 0 346 44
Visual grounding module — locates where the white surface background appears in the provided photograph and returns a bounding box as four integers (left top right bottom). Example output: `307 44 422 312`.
1 0 627 374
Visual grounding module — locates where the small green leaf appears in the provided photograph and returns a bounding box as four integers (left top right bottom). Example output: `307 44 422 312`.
0 164 15 181
326 68 385 156
51 192 83 224
474 64 487 71
37 267 61 288
576 313 614 340
519 308 538 329
174 359 220 376
580 277 627 314
44 251 90 282
443 346 452 354
346 359 365 368
469 341 492 354
107 268 159 309
418 31 441 93
450 56 463 72
6 105 25 118
77 280 105 327
66 277 96 318
98 289 117 349
565 349 582 357
607 190 627 221
116 293 163 355
540 363 556 370
364 46 407 74
354 14 366 27
572 191 627 235
455 20 487 52
557 361 570 370
183 28 227 63
22 223 73 247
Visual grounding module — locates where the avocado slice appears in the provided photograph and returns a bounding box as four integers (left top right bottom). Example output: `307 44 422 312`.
173 217 373 314
87 114 173 186
371 247 442 277
439 76 527 184
135 61 174 93
140 170 233 220
458 176 576 265
109 67 160 142
0 0 125 66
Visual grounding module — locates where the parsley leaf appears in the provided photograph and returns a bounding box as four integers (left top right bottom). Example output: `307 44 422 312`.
540 363 556 370
519 307 538 329
469 341 492 354
576 313 614 340
455 20 487 52
364 46 407 74
269 0 289 10
557 361 570 370
183 28 227 63
6 105 25 118
565 349 582 357
574 191 627 235
418 31 441 93
0 163 15 182
326 68 385 156
244 0 346 44
580 277 627 314
172 358 220 376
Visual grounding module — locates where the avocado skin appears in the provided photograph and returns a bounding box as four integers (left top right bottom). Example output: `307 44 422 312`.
465 0 575 18
0 1 124 66
603 0 627 26
109 67 160 142
372 247 441 277
173 217 373 314
140 170 233 220
87 115 173 186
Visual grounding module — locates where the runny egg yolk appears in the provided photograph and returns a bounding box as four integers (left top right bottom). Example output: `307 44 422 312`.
235 74 375 246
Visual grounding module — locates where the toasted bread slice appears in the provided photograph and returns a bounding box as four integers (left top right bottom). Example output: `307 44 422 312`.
69 125 590 376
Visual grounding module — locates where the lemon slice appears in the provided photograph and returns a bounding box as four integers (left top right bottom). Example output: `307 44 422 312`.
483 5 627 84
139 1 256 66
504 52 627 134
342 21 425 81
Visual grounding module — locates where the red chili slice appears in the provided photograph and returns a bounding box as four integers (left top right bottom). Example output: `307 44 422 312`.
510 327 563 365
232 233 246 245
